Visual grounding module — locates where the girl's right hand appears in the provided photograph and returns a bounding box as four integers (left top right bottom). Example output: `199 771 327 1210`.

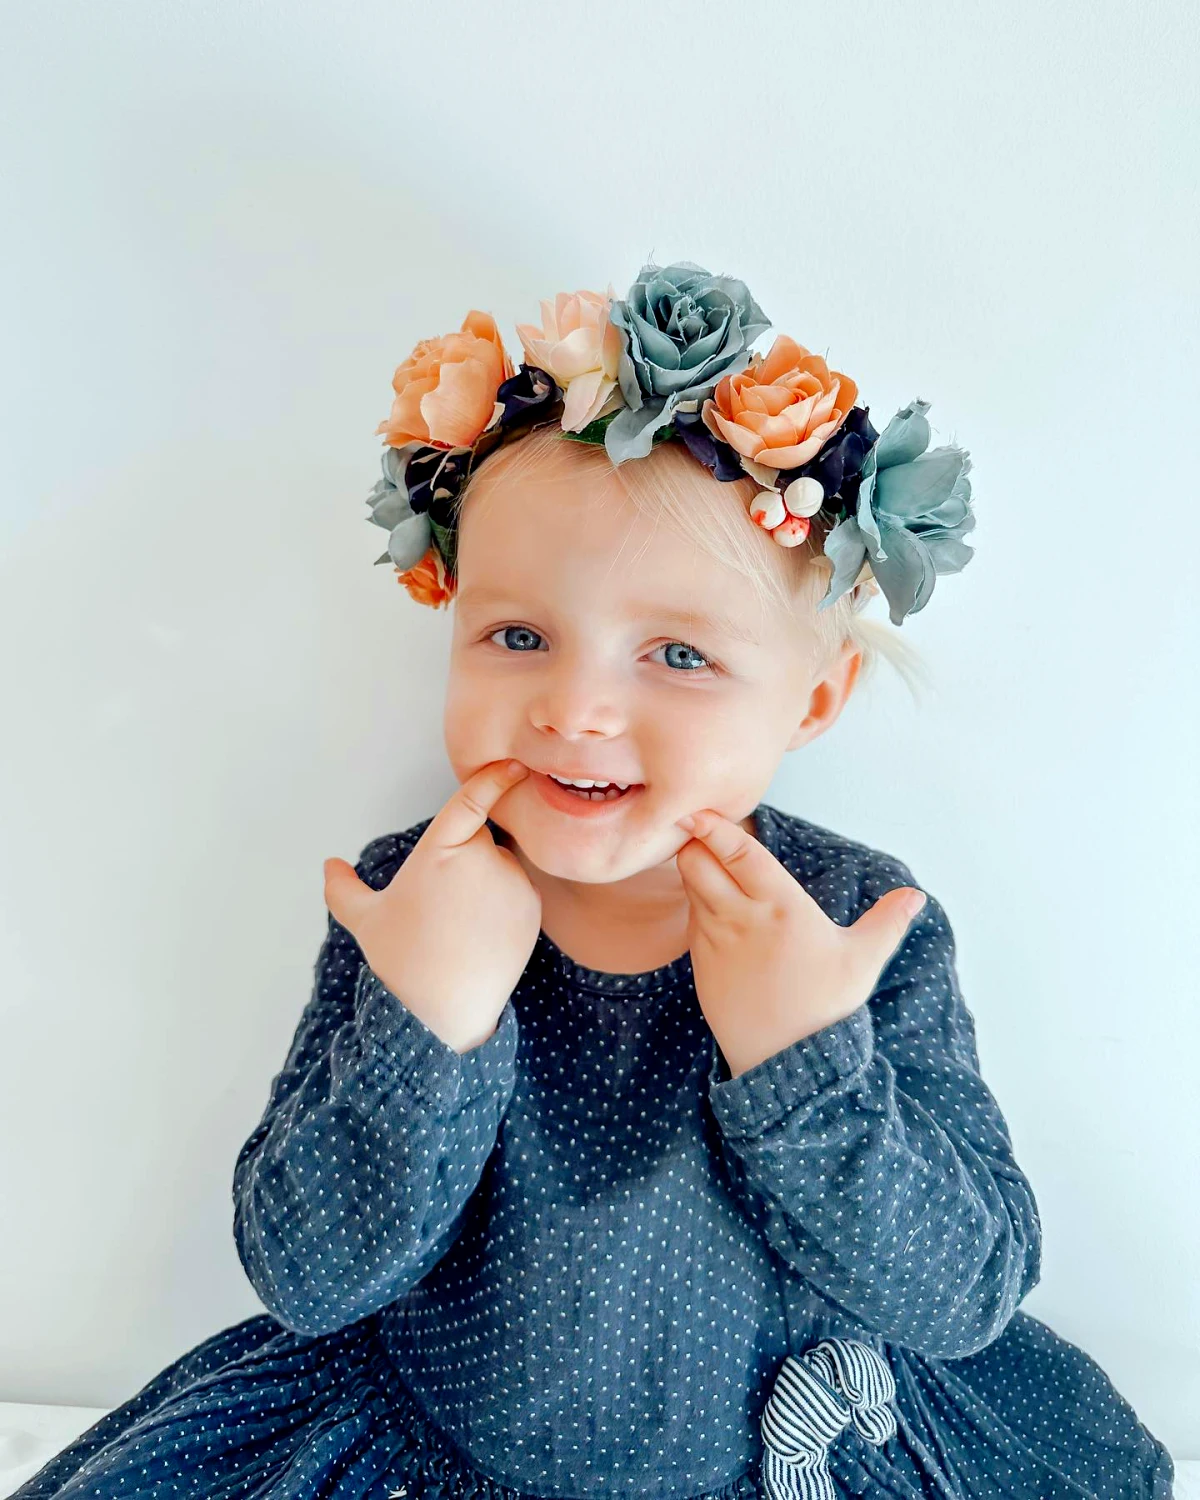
323 759 541 1054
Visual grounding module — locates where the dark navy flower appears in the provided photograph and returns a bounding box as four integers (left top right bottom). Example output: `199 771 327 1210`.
782 405 880 510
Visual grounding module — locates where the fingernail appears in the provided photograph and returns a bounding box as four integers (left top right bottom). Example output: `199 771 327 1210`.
904 891 927 919
676 814 696 831
507 760 525 774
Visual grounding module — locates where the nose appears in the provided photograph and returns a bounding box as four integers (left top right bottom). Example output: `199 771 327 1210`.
529 653 629 741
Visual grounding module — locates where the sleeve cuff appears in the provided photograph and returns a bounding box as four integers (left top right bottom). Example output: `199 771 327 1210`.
707 1002 875 1139
352 966 519 1110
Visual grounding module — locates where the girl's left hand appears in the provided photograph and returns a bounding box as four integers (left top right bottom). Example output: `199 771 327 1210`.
674 809 928 1079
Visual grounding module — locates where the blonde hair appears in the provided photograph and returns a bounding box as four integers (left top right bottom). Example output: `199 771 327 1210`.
453 421 930 703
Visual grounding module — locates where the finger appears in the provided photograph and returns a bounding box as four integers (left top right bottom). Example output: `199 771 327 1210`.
674 836 740 919
430 758 530 849
322 856 375 932
848 884 928 980
674 808 799 904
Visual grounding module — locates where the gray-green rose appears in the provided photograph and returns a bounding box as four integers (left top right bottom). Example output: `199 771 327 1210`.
604 260 770 465
819 399 976 626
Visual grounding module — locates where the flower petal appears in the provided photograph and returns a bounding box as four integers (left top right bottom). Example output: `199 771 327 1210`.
422 358 502 447
874 447 970 523
365 476 413 532
562 370 616 431
746 433 828 468
923 534 976 576
551 324 607 381
874 399 933 470
707 408 765 459
817 517 870 614
866 521 938 624
386 510 433 571
603 396 674 464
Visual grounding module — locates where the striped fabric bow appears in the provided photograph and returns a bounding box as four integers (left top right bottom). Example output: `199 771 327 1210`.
759 1337 898 1500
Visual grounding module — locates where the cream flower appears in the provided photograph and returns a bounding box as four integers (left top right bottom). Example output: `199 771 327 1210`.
516 287 625 432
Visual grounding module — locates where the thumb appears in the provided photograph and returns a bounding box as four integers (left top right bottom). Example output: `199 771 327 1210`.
322 857 376 935
849 885 927 977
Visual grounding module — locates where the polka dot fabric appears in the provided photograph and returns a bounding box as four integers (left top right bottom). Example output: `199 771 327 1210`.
12 803 1175 1500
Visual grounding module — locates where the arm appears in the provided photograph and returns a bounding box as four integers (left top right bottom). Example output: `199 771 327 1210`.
706 856 1042 1360
232 832 520 1337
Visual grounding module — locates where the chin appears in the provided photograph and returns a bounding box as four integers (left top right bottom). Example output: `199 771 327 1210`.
512 800 677 878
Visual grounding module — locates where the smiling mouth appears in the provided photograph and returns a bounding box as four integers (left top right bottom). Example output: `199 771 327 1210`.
553 782 636 802
533 771 646 807
540 774 642 798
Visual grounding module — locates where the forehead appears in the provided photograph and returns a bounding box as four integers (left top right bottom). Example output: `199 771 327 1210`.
455 452 776 646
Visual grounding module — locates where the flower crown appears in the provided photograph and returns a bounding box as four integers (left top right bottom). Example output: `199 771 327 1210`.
364 259 976 627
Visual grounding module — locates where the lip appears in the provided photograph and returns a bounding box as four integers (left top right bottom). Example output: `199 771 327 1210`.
533 768 643 786
529 769 646 819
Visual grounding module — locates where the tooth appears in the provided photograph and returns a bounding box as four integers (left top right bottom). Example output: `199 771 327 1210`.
547 774 639 791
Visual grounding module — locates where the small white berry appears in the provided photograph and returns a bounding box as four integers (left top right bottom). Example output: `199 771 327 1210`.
782 476 824 517
749 489 786 530
772 514 812 547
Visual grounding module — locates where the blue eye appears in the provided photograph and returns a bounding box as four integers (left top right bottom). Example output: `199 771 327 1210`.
485 626 716 674
649 641 715 673
490 625 542 653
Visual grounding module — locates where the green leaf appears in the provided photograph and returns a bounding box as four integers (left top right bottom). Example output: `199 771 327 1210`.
560 407 682 452
429 517 457 577
559 410 620 445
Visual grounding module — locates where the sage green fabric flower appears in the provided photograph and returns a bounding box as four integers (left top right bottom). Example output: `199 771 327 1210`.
604 260 770 465
818 399 976 626
365 442 432 571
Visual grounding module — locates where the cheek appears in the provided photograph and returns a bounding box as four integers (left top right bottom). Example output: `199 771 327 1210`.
649 707 744 769
646 715 774 810
442 665 512 769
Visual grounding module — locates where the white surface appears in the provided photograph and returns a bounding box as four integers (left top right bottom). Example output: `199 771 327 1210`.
0 1402 1194 1500
1 0 1197 1462
0 1404 109 1497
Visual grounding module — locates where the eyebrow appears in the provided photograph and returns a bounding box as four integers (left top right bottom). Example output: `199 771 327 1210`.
456 588 762 647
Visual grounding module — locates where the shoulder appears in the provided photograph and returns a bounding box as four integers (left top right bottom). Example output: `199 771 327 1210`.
758 802 927 926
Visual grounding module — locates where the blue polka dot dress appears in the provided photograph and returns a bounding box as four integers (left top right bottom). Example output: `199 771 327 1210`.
13 803 1175 1500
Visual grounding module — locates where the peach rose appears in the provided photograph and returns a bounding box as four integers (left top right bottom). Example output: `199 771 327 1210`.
395 547 455 609
376 310 515 450
701 334 859 472
515 287 624 431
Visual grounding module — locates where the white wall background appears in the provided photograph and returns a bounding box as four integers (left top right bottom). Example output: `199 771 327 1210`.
2 0 1197 1462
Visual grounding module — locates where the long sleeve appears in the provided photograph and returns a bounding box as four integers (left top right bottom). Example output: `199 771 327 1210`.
232 830 520 1337
706 854 1042 1361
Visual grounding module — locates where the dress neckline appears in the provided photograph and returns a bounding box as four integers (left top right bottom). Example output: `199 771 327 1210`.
488 802 781 997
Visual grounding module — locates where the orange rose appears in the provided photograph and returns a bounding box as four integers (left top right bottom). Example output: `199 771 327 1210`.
376 310 515 450
396 547 455 608
701 334 859 471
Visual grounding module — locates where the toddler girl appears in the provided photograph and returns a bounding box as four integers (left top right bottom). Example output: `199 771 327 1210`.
15 261 1175 1500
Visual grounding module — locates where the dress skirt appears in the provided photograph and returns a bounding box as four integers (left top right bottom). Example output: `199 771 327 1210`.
9 1309 1174 1500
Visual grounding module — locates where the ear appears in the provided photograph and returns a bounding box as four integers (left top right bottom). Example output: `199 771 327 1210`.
785 641 864 751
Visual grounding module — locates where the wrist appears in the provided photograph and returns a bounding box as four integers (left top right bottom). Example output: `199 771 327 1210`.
714 1001 863 1080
